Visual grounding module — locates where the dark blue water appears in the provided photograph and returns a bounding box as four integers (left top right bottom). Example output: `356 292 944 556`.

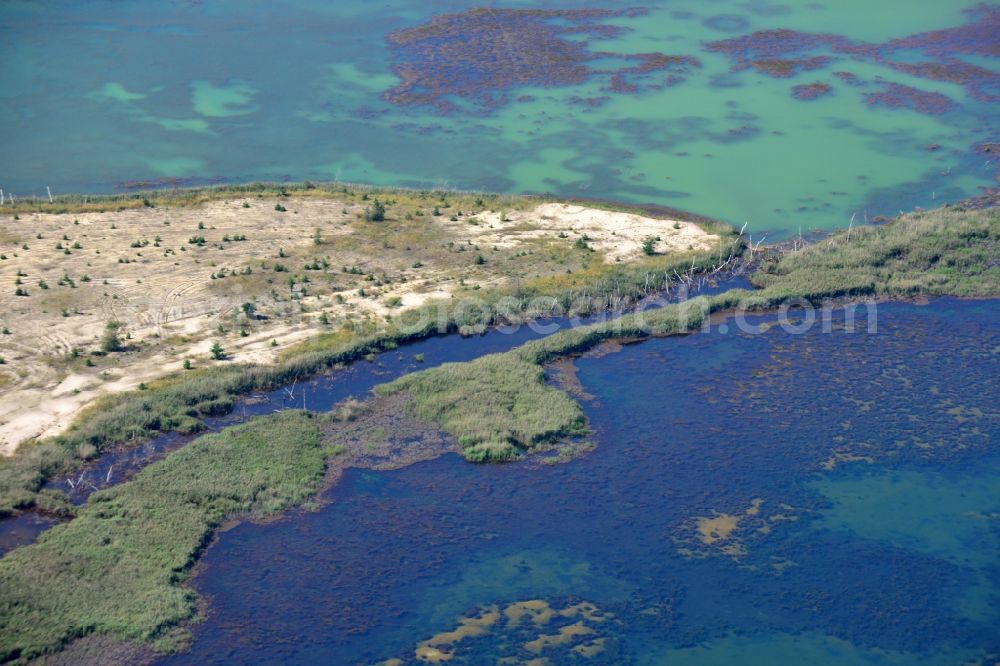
163 298 1000 665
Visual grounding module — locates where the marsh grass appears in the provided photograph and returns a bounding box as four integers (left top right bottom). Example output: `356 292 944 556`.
0 411 328 662
753 205 1000 298
379 355 585 461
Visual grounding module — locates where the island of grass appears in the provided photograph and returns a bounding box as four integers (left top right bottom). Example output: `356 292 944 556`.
0 201 997 662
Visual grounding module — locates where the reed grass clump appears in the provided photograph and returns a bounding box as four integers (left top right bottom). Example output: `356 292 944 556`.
0 411 326 661
378 354 585 460
753 205 1000 298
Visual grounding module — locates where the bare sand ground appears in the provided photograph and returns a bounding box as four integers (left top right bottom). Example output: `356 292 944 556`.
0 197 717 454
465 203 717 262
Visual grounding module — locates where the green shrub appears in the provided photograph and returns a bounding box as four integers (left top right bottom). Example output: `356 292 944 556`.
101 321 123 353
642 236 659 255
363 199 386 222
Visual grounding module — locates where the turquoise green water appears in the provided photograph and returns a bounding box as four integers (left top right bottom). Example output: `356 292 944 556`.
1 1 997 234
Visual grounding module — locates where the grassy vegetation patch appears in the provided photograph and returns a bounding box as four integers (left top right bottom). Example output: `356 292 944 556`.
0 410 326 661
379 355 585 461
753 205 1000 298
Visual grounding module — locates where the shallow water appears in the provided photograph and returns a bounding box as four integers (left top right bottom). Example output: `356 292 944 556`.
162 298 1000 665
2 2 997 234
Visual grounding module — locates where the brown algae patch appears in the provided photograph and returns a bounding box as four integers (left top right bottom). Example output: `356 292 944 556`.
545 359 595 402
415 606 501 662
523 622 594 653
678 498 803 563
389 599 616 664
821 450 876 471
696 497 762 545
384 8 700 114
505 600 558 628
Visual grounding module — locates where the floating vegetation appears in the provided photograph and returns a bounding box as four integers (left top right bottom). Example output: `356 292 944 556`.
705 5 1000 112
750 56 832 79
864 82 956 116
380 599 619 664
384 8 700 113
674 498 802 562
790 82 833 101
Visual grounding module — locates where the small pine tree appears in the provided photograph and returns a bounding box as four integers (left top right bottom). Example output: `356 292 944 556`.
210 341 226 360
642 236 658 256
364 199 386 222
101 321 123 352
